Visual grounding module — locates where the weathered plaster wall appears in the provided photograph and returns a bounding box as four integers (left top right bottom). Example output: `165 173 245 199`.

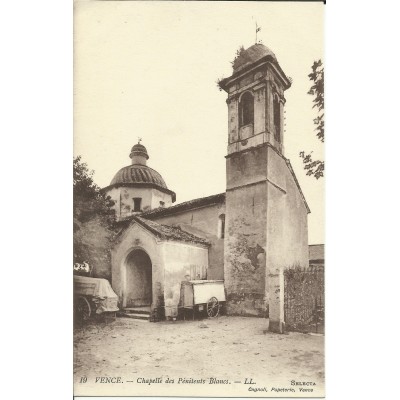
266 147 309 332
150 188 173 209
225 65 285 155
224 188 267 316
226 145 268 188
106 187 173 220
110 224 164 309
224 146 269 317
111 222 209 315
227 95 239 144
265 68 284 153
161 242 209 311
150 202 225 280
227 66 268 155
224 144 308 319
253 85 266 135
266 147 309 270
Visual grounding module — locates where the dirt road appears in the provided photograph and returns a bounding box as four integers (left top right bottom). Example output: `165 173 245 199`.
74 316 324 397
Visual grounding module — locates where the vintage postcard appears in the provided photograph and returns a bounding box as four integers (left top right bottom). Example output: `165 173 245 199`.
73 0 325 397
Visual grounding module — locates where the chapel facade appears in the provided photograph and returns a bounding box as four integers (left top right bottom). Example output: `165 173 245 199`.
102 44 310 324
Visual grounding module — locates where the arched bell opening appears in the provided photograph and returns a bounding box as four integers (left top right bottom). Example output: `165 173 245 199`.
239 91 254 128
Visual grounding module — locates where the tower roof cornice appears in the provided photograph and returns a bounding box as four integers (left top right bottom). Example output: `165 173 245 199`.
218 44 291 92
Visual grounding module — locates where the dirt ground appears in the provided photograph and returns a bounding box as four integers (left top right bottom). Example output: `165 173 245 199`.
74 316 324 397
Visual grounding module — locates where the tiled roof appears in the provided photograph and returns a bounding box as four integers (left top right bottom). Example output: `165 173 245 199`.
142 192 225 219
117 216 210 246
233 43 277 73
103 164 176 201
110 164 168 188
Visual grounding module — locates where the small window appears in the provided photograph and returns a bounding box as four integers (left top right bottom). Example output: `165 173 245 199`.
273 95 281 142
133 198 142 212
159 201 165 208
218 214 225 239
239 92 254 127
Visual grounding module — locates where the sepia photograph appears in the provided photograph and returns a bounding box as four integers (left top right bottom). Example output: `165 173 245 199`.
6 2 400 400
73 0 325 397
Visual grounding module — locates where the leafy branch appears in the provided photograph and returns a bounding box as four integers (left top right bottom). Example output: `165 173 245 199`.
300 60 324 179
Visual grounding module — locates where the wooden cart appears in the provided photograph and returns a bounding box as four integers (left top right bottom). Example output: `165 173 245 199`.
74 275 119 321
180 280 226 319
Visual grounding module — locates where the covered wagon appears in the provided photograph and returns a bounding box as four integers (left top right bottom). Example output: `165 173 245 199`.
74 275 119 321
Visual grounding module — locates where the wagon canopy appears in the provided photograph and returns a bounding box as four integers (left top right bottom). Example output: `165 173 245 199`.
74 275 118 299
190 280 226 304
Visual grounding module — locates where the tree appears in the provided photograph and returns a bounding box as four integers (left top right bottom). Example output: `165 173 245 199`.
73 156 115 219
73 156 116 277
299 60 324 179
73 156 115 223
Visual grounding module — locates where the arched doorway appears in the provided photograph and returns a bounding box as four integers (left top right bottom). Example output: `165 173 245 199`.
125 249 152 307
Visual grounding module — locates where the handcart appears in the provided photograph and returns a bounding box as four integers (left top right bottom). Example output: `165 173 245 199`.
179 280 226 319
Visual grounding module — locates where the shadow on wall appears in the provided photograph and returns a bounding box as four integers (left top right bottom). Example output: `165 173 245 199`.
125 249 152 307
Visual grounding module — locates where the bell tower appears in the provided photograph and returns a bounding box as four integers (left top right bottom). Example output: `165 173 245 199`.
218 44 295 317
218 43 291 155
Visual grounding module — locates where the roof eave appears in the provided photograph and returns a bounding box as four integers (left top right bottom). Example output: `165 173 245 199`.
284 159 311 214
101 182 176 203
126 216 211 247
143 193 226 219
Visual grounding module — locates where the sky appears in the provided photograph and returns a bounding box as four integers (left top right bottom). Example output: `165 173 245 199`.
74 0 324 244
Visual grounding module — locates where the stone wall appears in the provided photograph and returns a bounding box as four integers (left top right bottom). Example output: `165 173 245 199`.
284 266 324 333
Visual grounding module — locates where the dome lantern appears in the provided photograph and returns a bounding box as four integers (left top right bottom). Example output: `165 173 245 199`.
129 140 149 166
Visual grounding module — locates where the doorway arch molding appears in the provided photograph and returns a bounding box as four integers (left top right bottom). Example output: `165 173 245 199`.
111 222 163 309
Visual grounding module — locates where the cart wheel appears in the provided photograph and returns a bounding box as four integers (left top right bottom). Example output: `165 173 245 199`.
207 297 220 318
76 296 91 321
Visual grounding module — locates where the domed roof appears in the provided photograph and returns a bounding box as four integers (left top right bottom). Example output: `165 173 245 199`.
110 164 168 189
232 43 277 73
105 142 176 202
218 43 290 92
129 143 149 160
